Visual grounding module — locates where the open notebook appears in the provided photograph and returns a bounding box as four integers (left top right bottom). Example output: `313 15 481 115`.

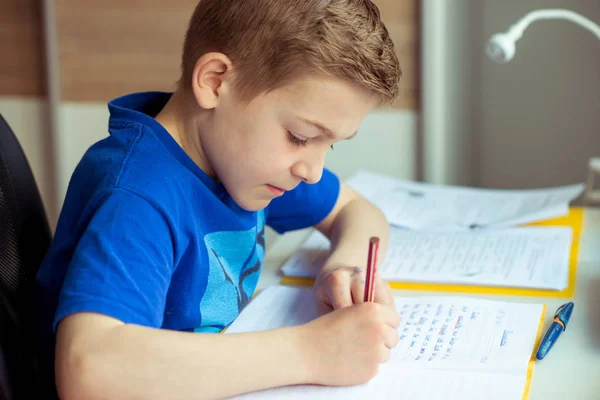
227 285 546 400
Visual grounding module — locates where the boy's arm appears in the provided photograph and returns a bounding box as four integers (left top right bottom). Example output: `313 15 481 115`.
314 182 394 312
56 312 308 400
56 304 401 400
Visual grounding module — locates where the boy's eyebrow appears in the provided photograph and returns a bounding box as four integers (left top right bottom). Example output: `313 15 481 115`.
298 117 358 140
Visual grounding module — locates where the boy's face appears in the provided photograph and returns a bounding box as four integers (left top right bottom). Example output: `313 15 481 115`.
199 75 378 211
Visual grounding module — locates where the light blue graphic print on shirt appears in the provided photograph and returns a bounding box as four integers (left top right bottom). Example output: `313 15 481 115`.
195 211 265 332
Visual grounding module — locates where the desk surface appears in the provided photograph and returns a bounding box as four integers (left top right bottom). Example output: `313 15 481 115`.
257 208 600 399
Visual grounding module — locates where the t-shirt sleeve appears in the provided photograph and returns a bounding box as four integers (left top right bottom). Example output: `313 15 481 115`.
53 188 175 331
266 168 340 234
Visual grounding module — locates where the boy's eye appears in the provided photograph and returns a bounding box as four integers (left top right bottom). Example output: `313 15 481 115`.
286 131 335 150
286 131 309 147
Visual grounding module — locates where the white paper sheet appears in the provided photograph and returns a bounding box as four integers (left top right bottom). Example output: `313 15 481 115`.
280 227 573 290
235 368 527 400
346 170 584 231
227 286 543 400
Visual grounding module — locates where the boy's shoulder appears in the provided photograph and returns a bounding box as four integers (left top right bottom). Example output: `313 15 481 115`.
75 121 175 185
70 97 211 215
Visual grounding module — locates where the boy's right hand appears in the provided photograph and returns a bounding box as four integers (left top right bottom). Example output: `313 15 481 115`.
298 302 401 386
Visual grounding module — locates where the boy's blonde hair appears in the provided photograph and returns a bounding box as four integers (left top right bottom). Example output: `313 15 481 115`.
179 0 401 104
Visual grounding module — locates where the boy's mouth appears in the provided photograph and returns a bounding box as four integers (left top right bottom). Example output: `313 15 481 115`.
266 184 286 196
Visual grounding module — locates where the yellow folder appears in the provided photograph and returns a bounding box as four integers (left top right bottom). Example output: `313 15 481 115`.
280 207 584 298
523 304 548 400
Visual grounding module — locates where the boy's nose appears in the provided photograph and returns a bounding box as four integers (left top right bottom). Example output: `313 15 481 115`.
291 159 324 184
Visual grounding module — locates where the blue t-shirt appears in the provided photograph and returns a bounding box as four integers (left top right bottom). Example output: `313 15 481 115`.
35 92 340 371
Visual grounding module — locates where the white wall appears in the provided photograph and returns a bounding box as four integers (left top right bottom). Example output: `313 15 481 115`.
324 110 416 180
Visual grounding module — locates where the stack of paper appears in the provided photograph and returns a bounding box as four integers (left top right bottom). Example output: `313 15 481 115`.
276 171 579 291
228 286 545 400
347 170 584 231
280 226 573 291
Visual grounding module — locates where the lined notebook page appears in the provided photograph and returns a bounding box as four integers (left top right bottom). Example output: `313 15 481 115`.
227 286 544 400
281 227 572 290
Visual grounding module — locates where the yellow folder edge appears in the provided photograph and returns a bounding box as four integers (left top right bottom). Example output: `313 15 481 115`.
522 304 548 400
526 207 584 237
279 208 584 298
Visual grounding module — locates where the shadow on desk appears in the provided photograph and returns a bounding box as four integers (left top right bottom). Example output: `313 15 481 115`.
587 275 600 348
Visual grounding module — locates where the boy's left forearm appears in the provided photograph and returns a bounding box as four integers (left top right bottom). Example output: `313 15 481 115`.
320 196 390 272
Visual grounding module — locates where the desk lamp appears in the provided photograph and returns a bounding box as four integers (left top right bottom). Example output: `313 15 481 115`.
485 8 600 63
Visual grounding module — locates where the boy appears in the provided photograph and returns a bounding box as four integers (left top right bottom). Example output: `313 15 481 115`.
35 0 403 398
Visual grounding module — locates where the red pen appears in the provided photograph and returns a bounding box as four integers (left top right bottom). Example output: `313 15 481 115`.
364 236 380 303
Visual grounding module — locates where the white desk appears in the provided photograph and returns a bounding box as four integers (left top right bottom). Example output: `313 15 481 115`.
257 208 600 399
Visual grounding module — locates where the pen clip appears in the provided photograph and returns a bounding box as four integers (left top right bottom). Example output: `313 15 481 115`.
553 302 573 331
554 303 567 318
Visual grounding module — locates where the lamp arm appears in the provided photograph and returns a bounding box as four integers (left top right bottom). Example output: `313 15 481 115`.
510 9 600 42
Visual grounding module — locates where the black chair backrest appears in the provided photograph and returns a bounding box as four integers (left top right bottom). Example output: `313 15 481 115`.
0 114 52 399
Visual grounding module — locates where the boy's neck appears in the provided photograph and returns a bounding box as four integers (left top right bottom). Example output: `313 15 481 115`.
154 90 218 179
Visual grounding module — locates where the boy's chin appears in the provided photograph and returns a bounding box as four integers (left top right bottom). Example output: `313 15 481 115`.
232 196 272 212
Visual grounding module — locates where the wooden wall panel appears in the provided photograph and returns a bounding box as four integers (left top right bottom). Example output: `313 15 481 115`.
56 0 197 102
372 0 419 109
0 0 46 97
57 0 419 109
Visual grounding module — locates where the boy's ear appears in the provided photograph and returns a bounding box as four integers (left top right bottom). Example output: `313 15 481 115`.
191 52 233 110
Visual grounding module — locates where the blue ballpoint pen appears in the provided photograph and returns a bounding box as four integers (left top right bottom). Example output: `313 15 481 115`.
535 302 574 360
